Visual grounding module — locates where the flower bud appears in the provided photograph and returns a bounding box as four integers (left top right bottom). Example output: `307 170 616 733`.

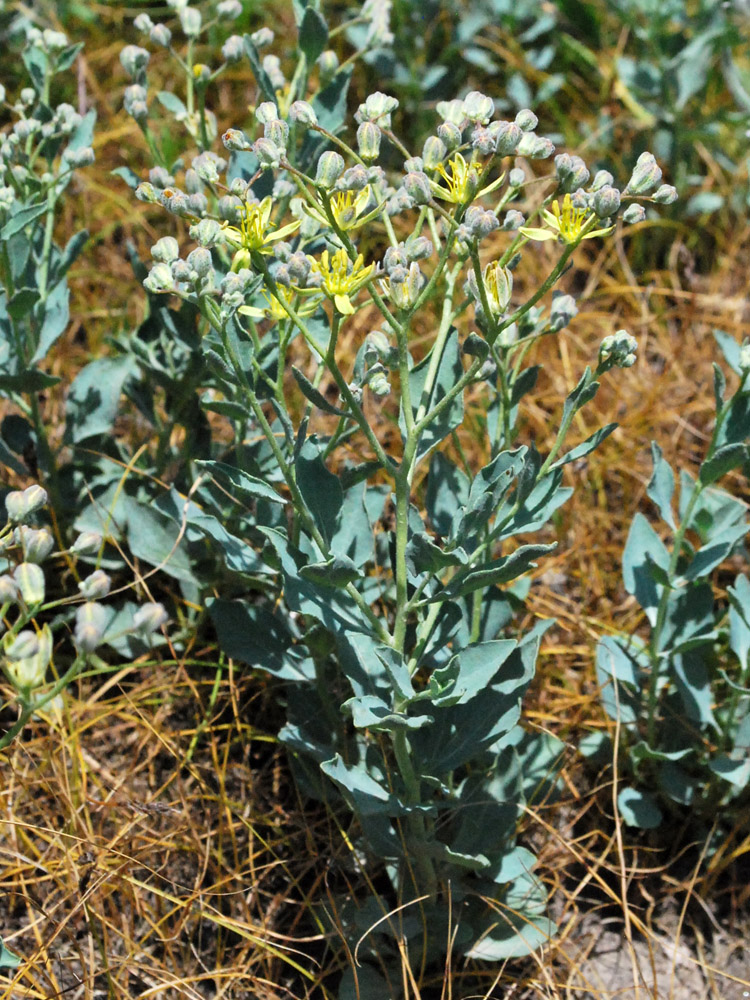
368 370 391 397
592 169 614 191
5 631 39 661
255 101 278 124
120 45 150 80
336 164 369 191
144 262 175 293
403 170 432 205
187 247 212 278
357 121 381 161
421 135 446 171
264 118 289 152
516 133 555 159
315 150 345 188
79 570 111 600
13 563 45 604
5 485 48 524
289 101 318 127
405 236 433 261
133 602 168 634
4 623 52 691
599 330 638 368
622 203 646 225
152 236 180 263
436 121 462 150
471 126 495 156
463 90 494 124
251 27 275 48
70 531 102 556
179 7 202 36
135 182 159 203
488 120 522 156
191 218 224 247
436 99 467 129
133 13 154 32
75 602 109 653
317 49 339 82
515 109 538 132
217 0 242 18
222 128 252 151
550 292 578 331
625 151 662 195
652 184 678 204
263 56 286 90
0 576 18 603
15 526 54 563
356 92 398 127
150 24 172 47
253 137 282 169
593 185 621 218
222 35 243 62
503 209 524 230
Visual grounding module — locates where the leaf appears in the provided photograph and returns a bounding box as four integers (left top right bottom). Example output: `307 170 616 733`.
699 443 749 485
110 166 141 190
207 598 314 681
157 90 188 116
510 365 540 406
0 369 60 393
646 441 676 530
595 634 646 725
7 287 39 320
243 35 278 103
435 543 556 601
684 520 747 581
291 365 345 415
708 754 750 788
311 66 353 134
714 329 743 375
617 787 662 829
195 459 285 505
320 754 406 816
429 639 517 706
561 368 599 426
426 451 470 538
0 938 21 969
713 362 726 415
406 532 468 575
0 201 47 239
673 651 719 730
65 356 136 443
299 553 360 587
549 422 617 470
728 574 750 672
299 6 328 64
342 694 432 732
622 512 669 625
331 482 387 567
338 965 391 1000
402 328 464 462
32 280 69 362
295 437 343 544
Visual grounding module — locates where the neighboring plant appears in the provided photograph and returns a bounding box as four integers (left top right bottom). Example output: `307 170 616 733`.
118 1 676 986
594 332 750 833
0 484 168 752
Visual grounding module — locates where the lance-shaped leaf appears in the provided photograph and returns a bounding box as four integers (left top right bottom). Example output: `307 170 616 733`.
433 543 556 601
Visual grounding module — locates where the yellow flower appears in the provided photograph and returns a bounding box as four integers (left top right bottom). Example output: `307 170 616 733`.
300 186 374 232
520 193 615 245
239 287 321 322
222 197 300 265
307 248 375 315
429 152 504 204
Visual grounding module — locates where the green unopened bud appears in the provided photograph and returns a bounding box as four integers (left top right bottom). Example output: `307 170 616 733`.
593 185 621 218
79 569 111 600
0 575 18 603
516 133 555 159
5 630 39 661
120 45 150 79
599 329 638 369
652 184 678 204
488 120 522 155
253 137 282 169
317 49 339 82
264 118 289 151
5 485 48 524
152 236 180 263
133 602 168 634
179 7 202 36
436 99 467 128
403 171 432 205
357 121 381 161
289 101 318 127
625 151 662 195
422 135 447 171
13 563 45 604
368 370 391 397
550 292 578 331
4 623 52 691
75 602 109 652
190 218 224 247
436 121 462 150
222 128 252 151
515 109 538 132
315 150 345 189
135 182 159 203
357 92 398 126
255 101 278 124
70 531 102 556
15 526 54 563
462 90 494 124
622 203 646 224
592 169 614 191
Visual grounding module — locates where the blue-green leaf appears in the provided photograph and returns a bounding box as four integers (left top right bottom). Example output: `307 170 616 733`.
728 574 750 672
646 441 676 530
714 329 743 375
549 422 617 471
65 356 136 443
0 201 47 239
683 520 747 581
0 938 21 969
622 512 669 625
435 543 556 601
429 639 516 706
699 443 749 486
708 754 750 788
243 36 277 104
295 437 342 544
595 634 646 725
196 459 285 505
342 694 432 731
617 787 662 828
402 328 464 462
32 280 69 362
299 6 328 64
208 598 314 681
426 451 470 538
299 553 360 587
157 90 188 116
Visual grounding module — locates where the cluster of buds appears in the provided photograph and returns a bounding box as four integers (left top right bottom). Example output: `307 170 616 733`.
599 330 638 369
144 236 216 297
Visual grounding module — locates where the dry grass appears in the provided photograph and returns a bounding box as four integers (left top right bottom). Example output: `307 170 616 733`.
3 1 750 997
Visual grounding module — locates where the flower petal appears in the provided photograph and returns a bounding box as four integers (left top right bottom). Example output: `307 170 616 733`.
519 227 558 241
581 225 616 240
334 294 355 315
